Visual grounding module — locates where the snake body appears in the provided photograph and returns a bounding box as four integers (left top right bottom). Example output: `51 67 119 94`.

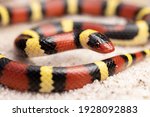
0 0 150 93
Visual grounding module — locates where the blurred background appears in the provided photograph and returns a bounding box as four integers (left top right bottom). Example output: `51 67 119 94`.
0 0 149 6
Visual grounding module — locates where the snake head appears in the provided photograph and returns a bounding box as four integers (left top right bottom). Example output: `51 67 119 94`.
80 30 115 53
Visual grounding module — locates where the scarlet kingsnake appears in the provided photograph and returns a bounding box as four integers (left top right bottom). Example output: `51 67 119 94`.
0 0 150 93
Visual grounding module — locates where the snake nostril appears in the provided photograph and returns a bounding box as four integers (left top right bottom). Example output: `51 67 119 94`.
95 42 100 48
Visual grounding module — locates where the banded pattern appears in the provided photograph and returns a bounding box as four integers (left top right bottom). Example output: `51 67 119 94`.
2 0 150 46
0 0 150 93
0 49 150 93
1 0 150 25
15 19 150 52
15 28 114 57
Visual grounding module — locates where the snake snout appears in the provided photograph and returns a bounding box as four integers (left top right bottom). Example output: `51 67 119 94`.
97 42 115 53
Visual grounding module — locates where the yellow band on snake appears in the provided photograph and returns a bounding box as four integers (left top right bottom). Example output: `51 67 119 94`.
0 5 10 26
40 66 54 93
105 0 121 16
67 0 79 14
94 61 109 81
30 1 43 21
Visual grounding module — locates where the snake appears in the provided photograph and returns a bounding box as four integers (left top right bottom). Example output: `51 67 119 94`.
0 0 150 93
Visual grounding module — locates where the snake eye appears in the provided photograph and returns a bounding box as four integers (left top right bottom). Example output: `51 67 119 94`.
95 41 100 48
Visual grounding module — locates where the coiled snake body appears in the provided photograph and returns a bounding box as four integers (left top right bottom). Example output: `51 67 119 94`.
0 0 150 93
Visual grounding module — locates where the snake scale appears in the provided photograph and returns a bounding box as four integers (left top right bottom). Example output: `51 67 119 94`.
0 0 150 93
